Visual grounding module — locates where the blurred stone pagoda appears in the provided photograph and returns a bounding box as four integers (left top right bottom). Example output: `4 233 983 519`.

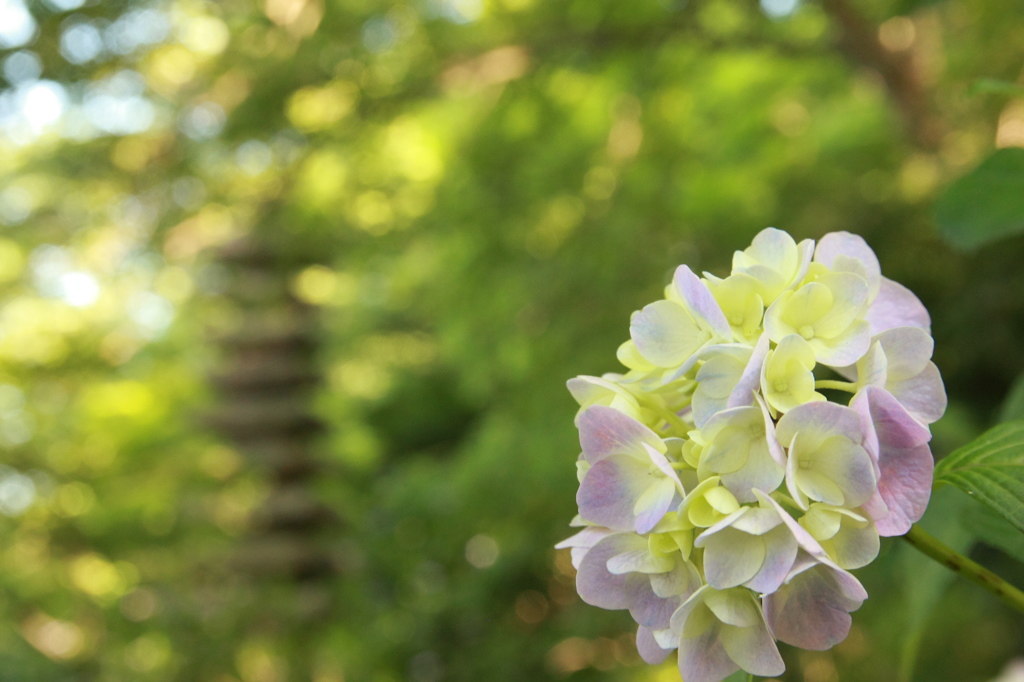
204 232 338 621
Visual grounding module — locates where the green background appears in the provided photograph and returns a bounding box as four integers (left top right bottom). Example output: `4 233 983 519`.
0 0 1022 680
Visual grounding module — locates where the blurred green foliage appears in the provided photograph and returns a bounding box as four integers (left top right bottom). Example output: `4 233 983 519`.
0 0 1022 681
936 148 1024 249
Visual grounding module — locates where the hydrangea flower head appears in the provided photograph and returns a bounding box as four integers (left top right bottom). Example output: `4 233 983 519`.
559 228 945 682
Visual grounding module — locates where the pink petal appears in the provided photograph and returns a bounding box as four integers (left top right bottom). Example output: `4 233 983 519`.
650 561 702 599
578 405 660 464
726 332 770 410
757 394 787 467
858 386 931 447
850 387 934 535
673 264 732 340
576 534 645 610
763 562 866 650
678 626 740 682
866 276 930 335
874 440 933 536
746 525 799 594
643 442 686 491
627 576 684 629
851 393 882 476
755 491 830 559
577 456 652 532
636 626 673 665
776 401 865 448
860 492 888 532
560 524 612 570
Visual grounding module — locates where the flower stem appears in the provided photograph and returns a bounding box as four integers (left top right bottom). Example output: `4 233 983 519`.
771 491 803 515
651 405 690 433
814 380 858 393
903 524 1024 614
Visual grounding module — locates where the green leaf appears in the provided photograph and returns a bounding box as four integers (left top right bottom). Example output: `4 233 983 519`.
935 148 1024 249
964 503 1024 564
934 420 1024 532
999 373 1024 423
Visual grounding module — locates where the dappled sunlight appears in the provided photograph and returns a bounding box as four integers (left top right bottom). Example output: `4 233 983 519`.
0 0 1017 680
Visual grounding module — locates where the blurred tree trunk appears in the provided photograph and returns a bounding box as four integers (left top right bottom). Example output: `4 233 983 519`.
821 0 944 150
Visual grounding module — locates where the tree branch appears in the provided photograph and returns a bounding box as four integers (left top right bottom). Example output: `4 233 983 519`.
820 0 943 150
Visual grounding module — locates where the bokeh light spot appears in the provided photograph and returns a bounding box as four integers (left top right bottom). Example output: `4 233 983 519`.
59 272 100 307
0 0 37 49
286 81 357 133
59 21 103 64
292 265 338 305
179 101 225 140
23 614 85 661
760 0 799 19
0 467 36 515
465 534 499 568
3 50 42 83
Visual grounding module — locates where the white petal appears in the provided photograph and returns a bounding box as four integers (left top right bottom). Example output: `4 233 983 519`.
702 529 766 589
720 621 785 677
673 264 732 341
814 231 881 299
631 299 707 368
650 560 702 599
889 361 947 425
633 477 678 534
832 519 880 569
